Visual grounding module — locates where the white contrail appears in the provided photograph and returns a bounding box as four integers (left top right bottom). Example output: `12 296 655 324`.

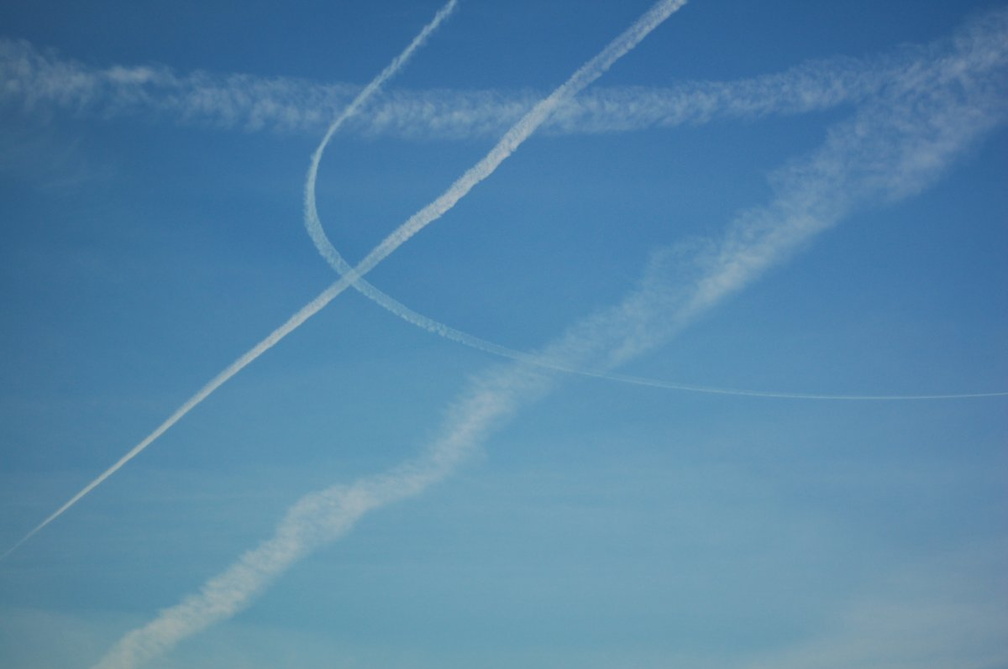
0 29 923 139
304 10 1008 403
1 0 689 561
93 9 1008 668
339 0 689 282
6 6 1003 143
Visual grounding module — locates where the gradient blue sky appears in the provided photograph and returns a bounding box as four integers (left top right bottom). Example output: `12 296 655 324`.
1 1 1007 667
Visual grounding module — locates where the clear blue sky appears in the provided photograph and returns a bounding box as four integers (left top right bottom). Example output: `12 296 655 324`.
1 1 1006 667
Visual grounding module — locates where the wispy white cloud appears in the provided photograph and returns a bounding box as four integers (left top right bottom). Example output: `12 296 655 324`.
0 38 353 132
7 10 1005 140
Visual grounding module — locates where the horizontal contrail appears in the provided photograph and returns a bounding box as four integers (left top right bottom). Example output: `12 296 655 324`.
304 9 1008 403
1 0 689 561
0 30 948 139
94 8 1008 663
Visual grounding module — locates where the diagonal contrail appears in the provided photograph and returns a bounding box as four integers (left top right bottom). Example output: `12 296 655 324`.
0 0 460 565
88 231 676 669
1 0 690 561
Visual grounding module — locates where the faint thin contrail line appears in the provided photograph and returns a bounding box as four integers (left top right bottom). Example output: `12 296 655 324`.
2 0 689 562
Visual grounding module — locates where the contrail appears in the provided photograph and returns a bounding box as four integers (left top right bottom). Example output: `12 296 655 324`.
0 0 456 564
1 0 689 561
0 286 355 562
0 32 971 140
304 11 1008 403
93 12 1008 660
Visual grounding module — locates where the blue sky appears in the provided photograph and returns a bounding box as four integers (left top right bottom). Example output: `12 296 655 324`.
1 1 1006 667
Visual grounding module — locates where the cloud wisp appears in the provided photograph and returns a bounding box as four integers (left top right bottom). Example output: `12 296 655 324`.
0 0 687 559
92 7 1008 669
304 8 1008 402
0 23 979 140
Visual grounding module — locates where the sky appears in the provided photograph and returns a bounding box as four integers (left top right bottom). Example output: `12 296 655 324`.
1 0 1006 667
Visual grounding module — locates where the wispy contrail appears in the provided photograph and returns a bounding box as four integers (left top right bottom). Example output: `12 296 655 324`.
88 249 663 669
1 0 689 561
304 8 1008 403
0 30 945 139
93 11 1008 661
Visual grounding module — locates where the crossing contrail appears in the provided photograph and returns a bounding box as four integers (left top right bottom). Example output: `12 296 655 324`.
0 0 459 565
88 228 678 669
1 0 689 561
92 8 1008 659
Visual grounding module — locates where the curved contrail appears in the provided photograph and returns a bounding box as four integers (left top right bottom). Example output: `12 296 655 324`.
302 32 1008 405
2 0 690 562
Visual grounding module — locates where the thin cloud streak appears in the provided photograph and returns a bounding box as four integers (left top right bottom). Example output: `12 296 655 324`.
304 8 1008 402
0 25 971 139
94 7 1006 669
1 0 687 559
